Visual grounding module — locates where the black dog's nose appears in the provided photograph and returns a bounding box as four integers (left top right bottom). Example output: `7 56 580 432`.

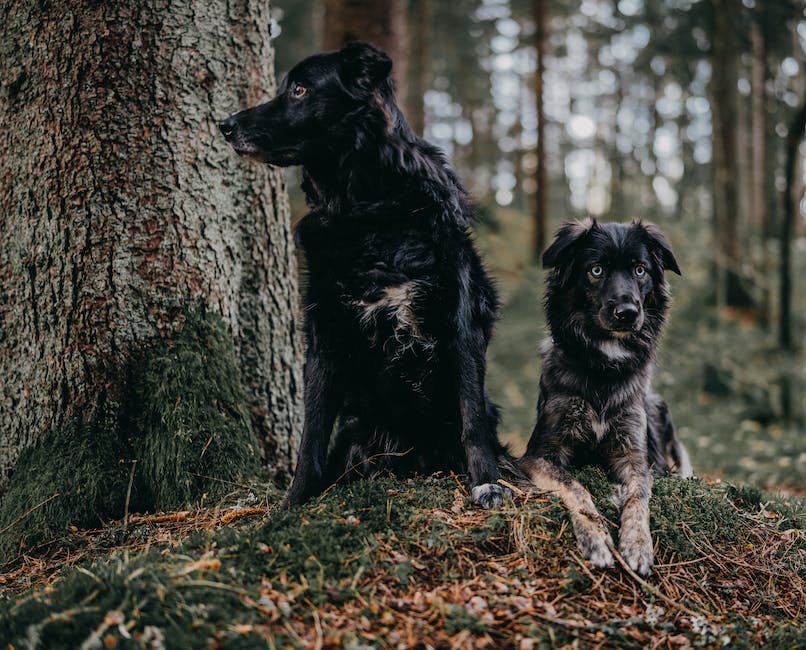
218 117 236 139
614 303 639 324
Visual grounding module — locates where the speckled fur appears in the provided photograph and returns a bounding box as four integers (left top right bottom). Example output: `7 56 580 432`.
520 219 692 575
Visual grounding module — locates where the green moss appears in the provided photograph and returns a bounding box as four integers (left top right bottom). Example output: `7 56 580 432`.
125 310 260 511
0 308 262 553
0 408 130 553
650 477 742 559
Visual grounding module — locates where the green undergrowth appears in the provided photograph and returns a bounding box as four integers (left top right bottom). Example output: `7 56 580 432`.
0 409 130 557
124 310 260 510
0 310 260 555
1 473 802 648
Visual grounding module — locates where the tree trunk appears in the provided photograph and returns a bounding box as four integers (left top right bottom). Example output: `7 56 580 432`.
710 0 753 307
533 0 549 257
322 0 410 119
0 0 302 544
408 0 431 136
780 79 806 350
750 20 772 326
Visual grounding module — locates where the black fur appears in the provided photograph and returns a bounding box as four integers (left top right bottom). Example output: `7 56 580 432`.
520 219 692 576
219 42 509 508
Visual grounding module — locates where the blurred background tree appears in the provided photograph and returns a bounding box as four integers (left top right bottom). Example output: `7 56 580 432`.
270 0 806 492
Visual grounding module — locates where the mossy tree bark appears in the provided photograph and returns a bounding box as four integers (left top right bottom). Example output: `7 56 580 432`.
0 0 302 536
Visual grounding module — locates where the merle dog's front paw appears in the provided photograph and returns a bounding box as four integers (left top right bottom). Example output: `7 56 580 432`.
619 529 654 576
471 483 511 509
574 519 615 569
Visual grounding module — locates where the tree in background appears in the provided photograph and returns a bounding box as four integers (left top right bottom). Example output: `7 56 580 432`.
408 0 432 135
533 0 549 255
708 0 752 307
322 0 410 115
0 0 302 548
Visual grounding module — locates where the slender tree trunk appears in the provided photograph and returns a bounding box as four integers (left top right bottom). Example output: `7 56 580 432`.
710 0 753 307
322 0 410 118
609 70 625 217
780 80 806 350
408 0 431 136
0 0 302 535
533 0 549 257
750 21 772 325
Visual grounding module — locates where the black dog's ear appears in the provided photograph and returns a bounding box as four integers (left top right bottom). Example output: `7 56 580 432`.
339 41 393 93
640 221 681 275
542 219 595 269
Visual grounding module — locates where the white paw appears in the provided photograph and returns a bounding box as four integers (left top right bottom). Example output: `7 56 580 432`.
584 538 616 569
471 483 511 509
619 533 654 576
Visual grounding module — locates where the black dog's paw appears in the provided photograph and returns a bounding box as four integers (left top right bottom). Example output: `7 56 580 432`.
471 483 511 509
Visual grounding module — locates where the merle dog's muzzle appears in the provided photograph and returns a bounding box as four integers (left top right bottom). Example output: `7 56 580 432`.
599 295 644 334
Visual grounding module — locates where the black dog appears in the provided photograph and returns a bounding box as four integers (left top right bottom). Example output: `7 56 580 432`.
219 42 509 508
519 219 692 576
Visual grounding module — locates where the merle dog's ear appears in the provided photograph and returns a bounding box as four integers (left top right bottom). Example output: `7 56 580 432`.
542 219 595 269
339 41 393 93
641 222 681 275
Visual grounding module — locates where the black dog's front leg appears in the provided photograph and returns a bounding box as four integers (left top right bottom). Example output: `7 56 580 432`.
285 338 343 507
450 328 508 509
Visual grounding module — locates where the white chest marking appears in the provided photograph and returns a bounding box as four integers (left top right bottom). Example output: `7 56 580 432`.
598 340 633 361
591 416 608 441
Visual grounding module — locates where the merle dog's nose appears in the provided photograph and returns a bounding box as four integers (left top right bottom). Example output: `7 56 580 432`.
614 303 639 324
218 117 236 139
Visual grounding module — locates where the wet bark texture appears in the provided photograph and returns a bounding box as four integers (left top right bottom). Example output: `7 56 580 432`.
0 0 303 494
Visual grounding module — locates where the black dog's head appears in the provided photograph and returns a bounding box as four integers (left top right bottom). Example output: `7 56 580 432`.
543 219 680 345
218 41 396 166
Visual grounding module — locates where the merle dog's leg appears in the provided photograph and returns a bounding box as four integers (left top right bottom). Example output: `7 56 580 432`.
285 337 343 507
450 329 508 508
519 456 615 568
609 444 654 576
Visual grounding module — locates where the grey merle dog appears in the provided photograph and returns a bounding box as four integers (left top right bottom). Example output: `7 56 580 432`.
219 42 512 509
519 219 692 576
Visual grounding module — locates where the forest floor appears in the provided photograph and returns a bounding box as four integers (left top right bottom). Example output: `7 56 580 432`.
0 473 802 648
1 211 804 648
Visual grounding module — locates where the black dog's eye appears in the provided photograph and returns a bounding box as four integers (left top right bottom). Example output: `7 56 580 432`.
290 82 306 98
590 264 603 278
634 264 646 277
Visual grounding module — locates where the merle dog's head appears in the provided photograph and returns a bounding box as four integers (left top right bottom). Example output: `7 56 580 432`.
218 41 396 166
542 219 680 351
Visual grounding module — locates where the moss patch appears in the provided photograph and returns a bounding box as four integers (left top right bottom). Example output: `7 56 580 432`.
0 309 261 555
125 310 260 511
0 408 130 554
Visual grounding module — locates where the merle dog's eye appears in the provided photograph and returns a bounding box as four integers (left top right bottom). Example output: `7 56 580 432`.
290 83 306 98
634 264 646 277
590 264 603 278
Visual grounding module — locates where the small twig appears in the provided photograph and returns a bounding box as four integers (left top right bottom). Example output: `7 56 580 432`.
0 493 61 536
199 436 214 459
320 449 414 498
184 472 253 490
612 549 707 619
498 478 525 496
123 460 137 529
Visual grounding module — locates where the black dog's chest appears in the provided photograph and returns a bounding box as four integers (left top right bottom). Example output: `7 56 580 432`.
298 214 441 361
